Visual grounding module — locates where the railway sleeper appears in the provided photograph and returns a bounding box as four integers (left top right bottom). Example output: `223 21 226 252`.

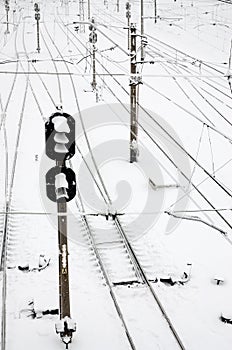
112 280 142 287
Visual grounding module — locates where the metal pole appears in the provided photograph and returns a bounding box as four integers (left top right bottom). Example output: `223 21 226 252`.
79 0 85 33
56 160 71 320
130 24 138 163
36 19 40 53
117 0 119 12
57 200 71 319
5 1 10 34
13 9 16 26
88 0 90 19
154 0 157 23
141 0 144 60
128 18 130 50
92 44 96 90
89 18 97 91
126 2 131 51
35 4 40 53
6 10 9 33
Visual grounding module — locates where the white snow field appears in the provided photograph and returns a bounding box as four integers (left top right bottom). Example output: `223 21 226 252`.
1 0 232 349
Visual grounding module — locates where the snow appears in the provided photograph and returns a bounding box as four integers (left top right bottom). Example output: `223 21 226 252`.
1 0 232 349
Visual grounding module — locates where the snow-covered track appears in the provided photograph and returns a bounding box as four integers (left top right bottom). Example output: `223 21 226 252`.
39 16 187 349
114 216 186 350
87 216 142 285
78 213 139 350
37 20 139 350
75 206 185 350
21 21 57 111
0 19 30 350
218 0 232 4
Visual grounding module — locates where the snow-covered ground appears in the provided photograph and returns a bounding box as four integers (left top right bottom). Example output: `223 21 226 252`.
1 0 232 349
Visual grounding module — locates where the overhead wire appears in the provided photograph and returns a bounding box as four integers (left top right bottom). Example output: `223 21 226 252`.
58 9 232 232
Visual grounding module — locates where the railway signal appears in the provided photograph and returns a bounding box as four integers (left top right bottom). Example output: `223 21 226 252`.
45 112 75 161
126 2 131 50
45 112 76 348
46 166 76 203
34 3 41 53
89 18 98 95
5 0 10 34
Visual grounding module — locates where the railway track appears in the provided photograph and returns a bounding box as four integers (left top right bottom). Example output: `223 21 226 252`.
13 3 232 348
0 15 30 350
218 0 232 4
41 17 188 349
21 14 142 350
1 2 232 349
87 216 142 285
7 10 188 348
75 205 187 350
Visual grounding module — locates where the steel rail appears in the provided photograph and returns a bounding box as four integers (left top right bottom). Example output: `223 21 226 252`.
1 18 30 350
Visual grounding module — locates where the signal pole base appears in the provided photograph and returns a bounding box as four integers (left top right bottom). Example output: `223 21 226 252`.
55 316 77 349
